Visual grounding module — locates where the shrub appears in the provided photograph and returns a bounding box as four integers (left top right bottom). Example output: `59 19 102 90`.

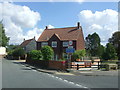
28 50 42 60
7 50 14 56
41 46 54 60
12 48 25 57
72 49 86 61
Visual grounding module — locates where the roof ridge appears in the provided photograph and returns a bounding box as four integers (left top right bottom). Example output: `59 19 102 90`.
45 26 77 30
54 33 61 39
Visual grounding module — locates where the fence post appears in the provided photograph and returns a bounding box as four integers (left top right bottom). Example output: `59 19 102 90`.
77 64 79 70
98 61 100 70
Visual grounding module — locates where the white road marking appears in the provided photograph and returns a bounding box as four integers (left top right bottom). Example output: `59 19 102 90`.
22 64 88 88
63 80 68 82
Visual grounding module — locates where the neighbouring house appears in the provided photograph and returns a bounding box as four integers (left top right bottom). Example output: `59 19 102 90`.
20 37 36 53
0 47 6 58
37 22 85 60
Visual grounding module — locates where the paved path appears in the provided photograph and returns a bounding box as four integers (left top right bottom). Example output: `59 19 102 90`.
70 70 119 76
2 59 87 88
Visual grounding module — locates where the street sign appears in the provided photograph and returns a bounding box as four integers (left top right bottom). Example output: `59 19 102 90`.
68 46 73 48
69 41 73 46
66 48 75 53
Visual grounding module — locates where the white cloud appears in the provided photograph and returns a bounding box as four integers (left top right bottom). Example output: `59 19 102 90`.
78 9 118 45
47 25 54 29
2 2 40 28
0 2 41 44
23 28 43 41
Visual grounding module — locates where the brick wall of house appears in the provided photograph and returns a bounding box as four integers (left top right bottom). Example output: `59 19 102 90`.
48 34 62 59
76 29 85 50
36 42 41 50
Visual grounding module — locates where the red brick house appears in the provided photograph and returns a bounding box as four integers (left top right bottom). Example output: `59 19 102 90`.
37 22 85 60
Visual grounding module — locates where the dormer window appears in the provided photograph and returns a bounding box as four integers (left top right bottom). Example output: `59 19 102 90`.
41 42 48 47
52 41 57 47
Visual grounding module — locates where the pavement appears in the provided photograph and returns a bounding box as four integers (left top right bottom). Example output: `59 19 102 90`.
68 69 119 76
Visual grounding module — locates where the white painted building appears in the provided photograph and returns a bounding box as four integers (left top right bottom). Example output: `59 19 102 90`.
20 37 36 52
0 47 6 55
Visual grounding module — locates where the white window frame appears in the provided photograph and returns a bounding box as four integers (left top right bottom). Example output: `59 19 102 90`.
63 41 68 47
41 42 48 47
52 41 57 47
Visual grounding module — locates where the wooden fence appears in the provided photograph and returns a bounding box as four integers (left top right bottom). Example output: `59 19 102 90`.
69 61 120 70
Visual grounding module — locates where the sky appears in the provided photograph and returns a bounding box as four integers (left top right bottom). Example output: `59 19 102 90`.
0 1 118 45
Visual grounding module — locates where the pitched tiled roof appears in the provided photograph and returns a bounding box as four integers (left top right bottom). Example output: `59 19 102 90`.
20 38 35 47
37 26 83 42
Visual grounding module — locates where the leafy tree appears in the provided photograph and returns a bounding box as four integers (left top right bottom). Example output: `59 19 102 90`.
97 45 105 59
109 31 120 60
41 46 54 60
12 48 25 58
0 22 9 47
85 32 101 56
104 43 118 60
28 50 42 60
72 49 86 60
6 44 19 52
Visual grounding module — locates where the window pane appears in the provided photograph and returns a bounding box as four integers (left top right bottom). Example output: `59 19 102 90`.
63 42 68 47
52 41 57 47
41 42 48 47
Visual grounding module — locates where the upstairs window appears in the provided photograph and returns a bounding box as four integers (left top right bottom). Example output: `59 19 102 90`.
52 41 57 47
63 41 68 47
41 42 48 47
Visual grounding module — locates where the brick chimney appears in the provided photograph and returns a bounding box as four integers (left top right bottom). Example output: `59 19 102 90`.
77 22 80 29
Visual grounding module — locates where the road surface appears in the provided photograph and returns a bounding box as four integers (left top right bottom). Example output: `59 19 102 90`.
2 59 86 88
1 59 119 89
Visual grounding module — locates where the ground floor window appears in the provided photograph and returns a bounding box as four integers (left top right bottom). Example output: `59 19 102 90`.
41 42 48 47
63 53 69 60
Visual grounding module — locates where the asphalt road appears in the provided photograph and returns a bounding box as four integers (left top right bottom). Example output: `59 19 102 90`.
1 59 119 89
54 73 118 88
2 59 85 88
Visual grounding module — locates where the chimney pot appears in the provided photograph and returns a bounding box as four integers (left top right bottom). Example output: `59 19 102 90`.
77 22 80 29
34 36 35 39
46 26 48 29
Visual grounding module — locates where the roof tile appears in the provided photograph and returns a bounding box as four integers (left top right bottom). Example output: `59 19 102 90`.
37 26 82 42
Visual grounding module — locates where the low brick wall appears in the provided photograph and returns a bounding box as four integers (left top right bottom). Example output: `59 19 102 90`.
26 59 49 68
49 60 66 70
26 59 67 70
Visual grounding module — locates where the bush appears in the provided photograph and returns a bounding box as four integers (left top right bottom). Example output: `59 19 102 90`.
28 50 42 60
41 46 54 60
12 48 25 57
72 49 86 61
7 50 14 56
